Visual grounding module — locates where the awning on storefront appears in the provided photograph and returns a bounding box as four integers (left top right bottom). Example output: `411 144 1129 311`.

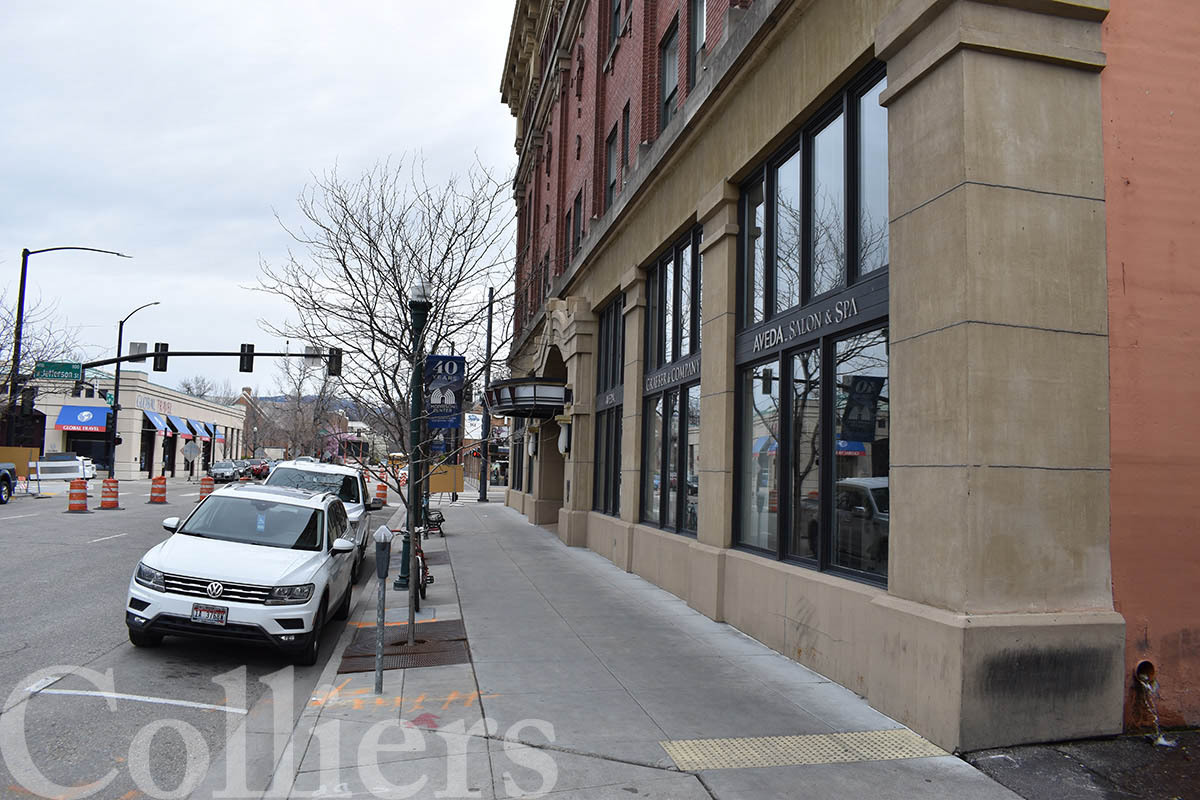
213 425 226 442
836 439 867 456
188 419 211 441
166 415 193 439
54 405 110 432
751 435 779 454
143 410 169 435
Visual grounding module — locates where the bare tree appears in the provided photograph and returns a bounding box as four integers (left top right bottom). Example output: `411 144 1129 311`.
271 356 340 459
178 374 217 400
0 288 86 380
257 155 516 506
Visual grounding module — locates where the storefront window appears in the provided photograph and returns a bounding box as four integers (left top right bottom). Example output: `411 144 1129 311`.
858 75 889 275
790 349 820 560
811 112 846 297
642 227 702 534
739 360 779 552
643 397 663 521
733 64 889 585
833 328 889 577
594 295 625 517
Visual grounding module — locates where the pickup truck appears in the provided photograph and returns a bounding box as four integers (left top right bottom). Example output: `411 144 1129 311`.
0 462 15 504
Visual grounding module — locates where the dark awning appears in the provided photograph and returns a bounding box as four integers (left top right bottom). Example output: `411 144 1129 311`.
54 405 110 432
188 418 211 441
484 378 571 419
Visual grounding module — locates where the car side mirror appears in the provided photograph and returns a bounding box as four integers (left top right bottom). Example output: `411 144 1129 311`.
162 517 180 533
332 538 356 553
368 497 383 511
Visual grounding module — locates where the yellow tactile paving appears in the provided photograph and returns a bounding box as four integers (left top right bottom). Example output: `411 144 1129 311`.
660 728 946 770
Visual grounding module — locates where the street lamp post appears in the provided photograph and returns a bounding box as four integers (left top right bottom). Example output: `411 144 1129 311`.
395 277 430 646
6 246 131 446
478 287 494 502
107 301 160 478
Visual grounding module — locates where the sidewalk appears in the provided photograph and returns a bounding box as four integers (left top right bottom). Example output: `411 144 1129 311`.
199 497 1021 800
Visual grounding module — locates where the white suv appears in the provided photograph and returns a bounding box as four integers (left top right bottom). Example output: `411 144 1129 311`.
125 484 357 665
264 460 382 583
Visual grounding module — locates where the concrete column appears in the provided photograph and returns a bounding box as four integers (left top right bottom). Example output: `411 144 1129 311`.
688 180 741 620
618 269 647 528
869 0 1124 750
558 298 597 546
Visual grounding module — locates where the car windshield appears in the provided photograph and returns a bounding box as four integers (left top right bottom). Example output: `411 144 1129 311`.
213 461 234 469
267 467 360 504
870 487 889 514
178 496 324 551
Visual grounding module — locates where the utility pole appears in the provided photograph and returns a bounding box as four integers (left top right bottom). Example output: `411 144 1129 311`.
479 287 494 502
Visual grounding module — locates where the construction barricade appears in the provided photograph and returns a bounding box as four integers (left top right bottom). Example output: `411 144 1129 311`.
99 478 120 510
148 475 168 504
66 479 89 513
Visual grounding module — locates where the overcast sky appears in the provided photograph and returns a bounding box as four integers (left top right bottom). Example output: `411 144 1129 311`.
0 1 516 396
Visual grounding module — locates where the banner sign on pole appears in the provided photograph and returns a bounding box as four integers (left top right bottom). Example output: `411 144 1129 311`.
839 375 886 443
424 355 466 429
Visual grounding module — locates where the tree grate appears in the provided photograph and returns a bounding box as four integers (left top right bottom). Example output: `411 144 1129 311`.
337 641 471 673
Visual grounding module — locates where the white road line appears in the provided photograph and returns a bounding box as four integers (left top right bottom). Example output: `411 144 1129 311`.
30 688 247 715
88 533 128 543
0 513 40 521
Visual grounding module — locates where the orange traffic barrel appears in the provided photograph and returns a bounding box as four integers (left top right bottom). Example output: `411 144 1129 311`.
399 472 408 487
376 482 388 506
148 475 168 504
239 474 250 483
199 475 214 500
66 479 89 513
99 478 120 510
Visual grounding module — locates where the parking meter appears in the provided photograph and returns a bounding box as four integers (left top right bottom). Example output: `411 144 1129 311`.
374 525 394 579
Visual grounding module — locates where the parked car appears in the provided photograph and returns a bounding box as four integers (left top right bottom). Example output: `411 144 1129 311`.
125 483 357 665
264 460 384 583
247 458 270 479
0 461 16 504
210 461 238 483
233 459 251 478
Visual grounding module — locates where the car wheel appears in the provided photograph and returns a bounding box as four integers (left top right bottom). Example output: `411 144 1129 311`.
0 478 11 505
333 582 352 621
128 627 163 648
293 600 326 667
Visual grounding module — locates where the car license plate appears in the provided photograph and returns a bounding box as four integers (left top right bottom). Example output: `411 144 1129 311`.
191 604 228 626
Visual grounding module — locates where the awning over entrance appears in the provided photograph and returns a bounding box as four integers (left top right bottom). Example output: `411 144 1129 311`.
188 419 211 441
213 425 226 442
835 439 867 456
54 405 110 432
143 410 169 435
166 415 193 439
484 378 571 419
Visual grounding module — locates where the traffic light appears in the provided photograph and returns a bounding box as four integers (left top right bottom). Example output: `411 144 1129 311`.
239 343 255 373
106 408 121 447
19 387 36 414
153 343 169 372
327 347 342 377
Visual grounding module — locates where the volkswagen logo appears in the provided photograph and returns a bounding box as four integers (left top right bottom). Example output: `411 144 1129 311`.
206 582 224 598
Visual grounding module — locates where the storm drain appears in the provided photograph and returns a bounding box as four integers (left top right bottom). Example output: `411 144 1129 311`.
338 641 471 673
337 620 470 674
661 728 946 770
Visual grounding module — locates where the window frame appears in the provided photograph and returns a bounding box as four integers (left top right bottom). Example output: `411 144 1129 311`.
687 0 706 90
605 124 619 211
594 294 625 517
737 63 888 330
659 21 679 132
733 63 890 587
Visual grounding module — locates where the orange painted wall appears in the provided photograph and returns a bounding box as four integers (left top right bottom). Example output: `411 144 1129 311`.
1103 0 1200 728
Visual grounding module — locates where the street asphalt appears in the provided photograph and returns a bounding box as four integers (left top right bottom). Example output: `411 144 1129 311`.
0 478 386 800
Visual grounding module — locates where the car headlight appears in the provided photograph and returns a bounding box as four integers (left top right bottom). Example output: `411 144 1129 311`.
135 562 165 592
265 584 315 605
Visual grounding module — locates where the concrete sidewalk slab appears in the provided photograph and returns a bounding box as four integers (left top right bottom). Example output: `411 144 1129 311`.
205 496 1020 799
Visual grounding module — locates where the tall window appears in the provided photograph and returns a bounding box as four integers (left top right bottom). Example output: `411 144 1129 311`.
660 23 679 132
594 295 625 517
621 102 631 177
734 65 890 585
572 191 583 254
740 67 889 326
641 227 703 534
609 0 623 52
605 125 618 211
688 0 706 89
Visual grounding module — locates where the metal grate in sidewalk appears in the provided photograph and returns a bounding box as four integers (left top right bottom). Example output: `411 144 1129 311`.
661 728 945 770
